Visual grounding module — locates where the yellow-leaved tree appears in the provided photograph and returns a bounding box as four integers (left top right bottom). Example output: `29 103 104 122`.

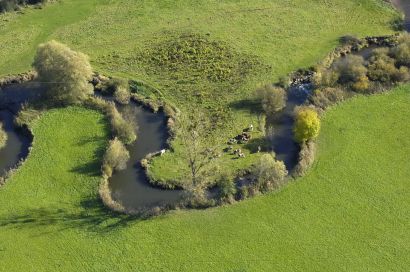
293 107 320 143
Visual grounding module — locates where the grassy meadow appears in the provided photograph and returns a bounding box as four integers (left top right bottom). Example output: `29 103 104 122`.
0 0 409 271
0 0 400 184
0 84 409 272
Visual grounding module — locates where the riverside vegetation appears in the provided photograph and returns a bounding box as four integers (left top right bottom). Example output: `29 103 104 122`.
0 0 408 271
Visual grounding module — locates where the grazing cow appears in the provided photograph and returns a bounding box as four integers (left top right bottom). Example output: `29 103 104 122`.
160 149 166 155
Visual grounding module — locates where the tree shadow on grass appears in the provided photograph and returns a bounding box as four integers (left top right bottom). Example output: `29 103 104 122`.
70 135 108 177
228 99 262 114
0 197 145 235
70 159 103 177
243 137 271 153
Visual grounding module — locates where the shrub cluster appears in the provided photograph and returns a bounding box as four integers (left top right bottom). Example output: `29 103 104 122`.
309 87 349 110
14 107 42 127
313 33 410 95
97 77 131 105
101 137 130 177
216 174 237 203
255 85 287 116
292 140 316 177
85 97 137 144
251 153 287 192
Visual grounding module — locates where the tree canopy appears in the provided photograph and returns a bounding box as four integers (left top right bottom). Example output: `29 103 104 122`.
293 107 320 143
33 40 93 104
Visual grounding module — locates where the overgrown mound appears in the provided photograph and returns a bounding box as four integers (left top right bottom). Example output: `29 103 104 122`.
143 33 262 83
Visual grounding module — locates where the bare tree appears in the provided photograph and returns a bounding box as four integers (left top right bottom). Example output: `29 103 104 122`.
176 110 220 200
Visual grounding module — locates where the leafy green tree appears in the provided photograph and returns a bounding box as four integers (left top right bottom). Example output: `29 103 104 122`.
33 40 93 104
293 107 320 143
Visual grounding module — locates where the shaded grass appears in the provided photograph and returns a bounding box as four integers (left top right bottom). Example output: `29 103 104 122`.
0 83 409 271
0 0 400 184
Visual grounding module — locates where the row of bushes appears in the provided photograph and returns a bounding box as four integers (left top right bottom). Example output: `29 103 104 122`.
212 153 288 205
99 138 129 214
296 35 410 177
84 96 136 144
314 34 410 95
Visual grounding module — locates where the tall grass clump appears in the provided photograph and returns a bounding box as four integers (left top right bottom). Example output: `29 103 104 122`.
102 137 129 177
85 97 137 144
0 123 7 149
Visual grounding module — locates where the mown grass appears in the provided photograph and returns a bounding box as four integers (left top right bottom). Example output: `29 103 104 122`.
0 0 400 185
0 84 409 272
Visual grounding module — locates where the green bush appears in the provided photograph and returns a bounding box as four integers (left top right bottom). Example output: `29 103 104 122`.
255 85 287 115
84 97 137 144
114 85 131 105
333 55 367 84
14 107 42 127
312 69 339 88
293 141 316 177
252 153 287 191
102 138 130 177
217 174 237 201
106 104 137 144
392 66 410 82
367 47 409 83
293 107 320 143
309 87 348 110
352 75 370 93
391 33 410 67
33 40 93 104
237 186 249 200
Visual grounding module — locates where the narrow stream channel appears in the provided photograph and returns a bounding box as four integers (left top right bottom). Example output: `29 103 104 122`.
108 100 182 209
268 84 312 170
0 82 38 177
0 110 30 176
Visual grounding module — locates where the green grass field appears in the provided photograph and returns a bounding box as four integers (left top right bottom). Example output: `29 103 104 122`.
0 0 409 271
0 0 400 184
0 86 409 272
